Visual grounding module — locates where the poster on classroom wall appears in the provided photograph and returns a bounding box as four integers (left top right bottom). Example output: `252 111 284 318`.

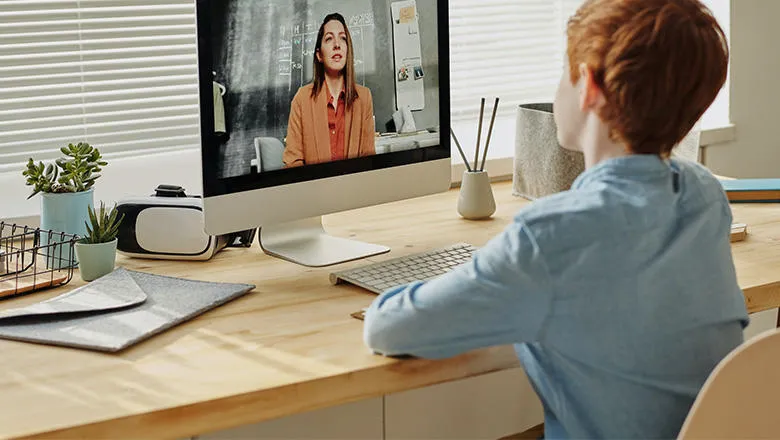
391 0 425 111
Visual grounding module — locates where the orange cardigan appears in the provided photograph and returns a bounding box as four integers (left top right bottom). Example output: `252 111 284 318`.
283 83 376 167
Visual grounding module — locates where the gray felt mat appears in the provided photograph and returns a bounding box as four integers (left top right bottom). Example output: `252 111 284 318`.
0 268 255 352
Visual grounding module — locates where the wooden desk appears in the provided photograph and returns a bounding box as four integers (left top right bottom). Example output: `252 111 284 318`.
727 202 780 315
0 181 778 439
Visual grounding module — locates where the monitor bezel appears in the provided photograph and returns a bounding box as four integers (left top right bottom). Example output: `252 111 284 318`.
196 0 451 198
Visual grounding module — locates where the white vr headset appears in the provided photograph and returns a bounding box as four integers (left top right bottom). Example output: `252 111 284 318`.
115 185 255 261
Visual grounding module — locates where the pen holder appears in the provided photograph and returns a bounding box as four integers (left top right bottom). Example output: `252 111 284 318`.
457 171 496 220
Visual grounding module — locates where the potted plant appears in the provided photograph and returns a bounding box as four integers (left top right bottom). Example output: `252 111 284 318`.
23 142 106 268
74 201 124 282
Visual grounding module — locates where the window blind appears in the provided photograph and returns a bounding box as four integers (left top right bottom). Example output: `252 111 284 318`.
0 0 199 172
449 0 581 122
449 0 730 126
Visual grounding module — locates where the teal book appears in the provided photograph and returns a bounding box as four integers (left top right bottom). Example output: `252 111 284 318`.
718 178 780 202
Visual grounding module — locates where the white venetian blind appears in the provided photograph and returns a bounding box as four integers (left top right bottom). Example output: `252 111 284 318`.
449 0 730 127
0 0 199 172
449 0 582 122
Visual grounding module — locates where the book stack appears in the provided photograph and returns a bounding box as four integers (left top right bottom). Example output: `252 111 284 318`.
719 178 780 203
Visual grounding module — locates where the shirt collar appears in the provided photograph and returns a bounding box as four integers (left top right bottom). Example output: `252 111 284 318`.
572 154 673 189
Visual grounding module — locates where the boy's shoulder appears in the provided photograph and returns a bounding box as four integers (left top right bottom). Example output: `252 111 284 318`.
671 158 732 209
672 157 720 183
512 159 728 251
513 187 622 249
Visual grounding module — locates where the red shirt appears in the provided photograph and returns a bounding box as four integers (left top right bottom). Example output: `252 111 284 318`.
327 88 346 161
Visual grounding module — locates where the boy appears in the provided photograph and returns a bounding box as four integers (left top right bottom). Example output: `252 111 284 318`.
363 0 749 438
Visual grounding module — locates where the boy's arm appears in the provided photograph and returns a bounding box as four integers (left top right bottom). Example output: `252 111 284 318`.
363 220 553 359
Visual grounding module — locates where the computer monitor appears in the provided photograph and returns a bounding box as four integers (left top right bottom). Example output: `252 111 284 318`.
196 0 451 267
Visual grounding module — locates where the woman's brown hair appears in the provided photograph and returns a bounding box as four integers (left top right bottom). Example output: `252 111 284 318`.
566 0 729 157
312 13 358 109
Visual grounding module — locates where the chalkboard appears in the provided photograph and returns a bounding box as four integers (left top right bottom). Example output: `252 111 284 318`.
211 0 395 178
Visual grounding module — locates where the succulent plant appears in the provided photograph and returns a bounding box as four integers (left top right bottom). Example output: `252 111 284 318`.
81 201 124 245
22 142 107 199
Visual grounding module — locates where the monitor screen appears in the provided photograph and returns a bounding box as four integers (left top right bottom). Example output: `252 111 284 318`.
197 0 450 198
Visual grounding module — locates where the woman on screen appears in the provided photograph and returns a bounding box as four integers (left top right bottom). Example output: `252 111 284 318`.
283 13 376 167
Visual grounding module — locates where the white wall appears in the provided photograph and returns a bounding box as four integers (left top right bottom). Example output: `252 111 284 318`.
0 150 203 221
704 0 780 177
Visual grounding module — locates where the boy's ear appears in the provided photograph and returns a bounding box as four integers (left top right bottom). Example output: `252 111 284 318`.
578 63 606 111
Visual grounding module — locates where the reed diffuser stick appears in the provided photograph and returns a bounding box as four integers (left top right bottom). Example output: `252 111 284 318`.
473 98 485 172
480 97 500 171
450 130 473 172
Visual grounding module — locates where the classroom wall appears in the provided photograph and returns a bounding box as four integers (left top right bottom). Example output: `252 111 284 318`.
703 0 780 178
215 0 441 177
408 0 440 131
369 0 440 132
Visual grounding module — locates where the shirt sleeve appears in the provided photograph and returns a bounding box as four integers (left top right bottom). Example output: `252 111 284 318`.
363 219 554 359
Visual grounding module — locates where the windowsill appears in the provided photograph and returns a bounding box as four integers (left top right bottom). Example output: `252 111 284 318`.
700 124 736 147
450 157 515 186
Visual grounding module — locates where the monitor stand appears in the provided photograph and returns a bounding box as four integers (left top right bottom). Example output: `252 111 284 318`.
258 217 390 267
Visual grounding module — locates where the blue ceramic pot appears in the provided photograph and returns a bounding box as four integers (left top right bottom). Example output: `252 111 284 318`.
40 189 94 268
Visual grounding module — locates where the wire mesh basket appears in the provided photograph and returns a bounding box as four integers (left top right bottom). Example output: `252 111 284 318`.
0 222 77 300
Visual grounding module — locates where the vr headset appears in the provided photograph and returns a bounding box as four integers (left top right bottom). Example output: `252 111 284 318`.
115 185 255 261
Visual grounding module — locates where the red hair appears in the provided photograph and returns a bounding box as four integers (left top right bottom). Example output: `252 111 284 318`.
566 0 729 156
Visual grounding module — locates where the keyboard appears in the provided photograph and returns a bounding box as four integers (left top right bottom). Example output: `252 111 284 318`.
330 243 478 294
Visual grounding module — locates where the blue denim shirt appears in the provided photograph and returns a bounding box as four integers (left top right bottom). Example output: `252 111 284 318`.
364 155 749 439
